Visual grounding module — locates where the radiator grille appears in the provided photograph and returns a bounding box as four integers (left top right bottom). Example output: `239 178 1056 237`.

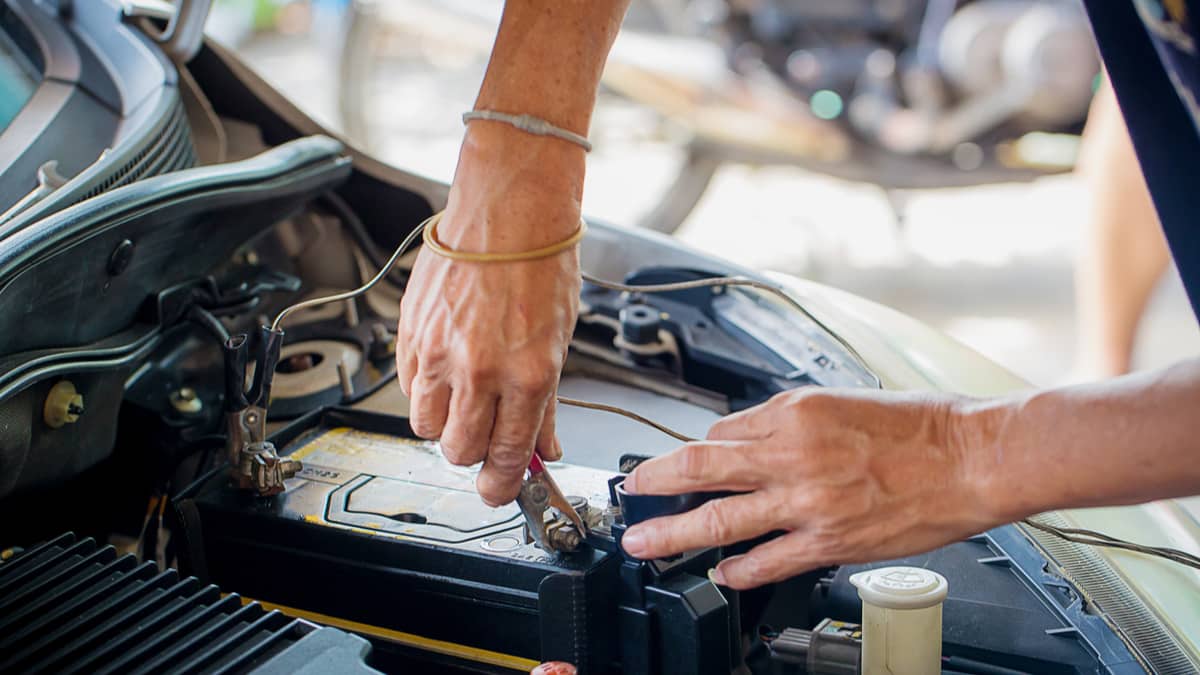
0 533 327 674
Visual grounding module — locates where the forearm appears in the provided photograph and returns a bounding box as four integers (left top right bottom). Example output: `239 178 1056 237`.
478 0 628 136
441 0 630 250
963 358 1200 521
400 3 628 503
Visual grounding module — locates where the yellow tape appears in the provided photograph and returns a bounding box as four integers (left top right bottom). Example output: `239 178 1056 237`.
241 597 539 672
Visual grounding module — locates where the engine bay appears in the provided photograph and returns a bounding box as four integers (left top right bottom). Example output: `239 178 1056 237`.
0 3 1167 672
0 142 1145 672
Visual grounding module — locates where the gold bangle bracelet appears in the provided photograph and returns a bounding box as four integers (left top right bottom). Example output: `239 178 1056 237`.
421 210 587 263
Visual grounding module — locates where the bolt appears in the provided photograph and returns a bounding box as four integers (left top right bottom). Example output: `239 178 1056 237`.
370 323 395 360
169 387 203 415
527 483 550 504
549 526 583 552
337 356 355 399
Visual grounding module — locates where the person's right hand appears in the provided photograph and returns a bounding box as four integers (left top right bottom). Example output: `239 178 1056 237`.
619 388 998 589
396 124 584 506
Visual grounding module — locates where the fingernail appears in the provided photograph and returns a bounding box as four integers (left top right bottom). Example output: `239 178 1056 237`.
708 567 727 586
622 472 638 494
621 528 646 557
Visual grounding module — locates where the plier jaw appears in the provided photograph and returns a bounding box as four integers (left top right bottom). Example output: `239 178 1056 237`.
516 454 588 553
223 325 301 496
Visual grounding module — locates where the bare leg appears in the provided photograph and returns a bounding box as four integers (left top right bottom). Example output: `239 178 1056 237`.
1074 79 1171 378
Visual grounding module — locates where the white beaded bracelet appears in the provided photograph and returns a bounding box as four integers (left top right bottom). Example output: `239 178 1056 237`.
462 110 592 152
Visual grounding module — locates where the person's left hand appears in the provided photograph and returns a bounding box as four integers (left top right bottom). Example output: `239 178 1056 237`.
618 388 1000 589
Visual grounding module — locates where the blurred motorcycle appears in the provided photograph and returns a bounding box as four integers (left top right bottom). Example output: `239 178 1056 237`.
338 0 1099 233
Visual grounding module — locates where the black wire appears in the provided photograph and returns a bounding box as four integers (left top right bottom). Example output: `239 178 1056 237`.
319 192 409 285
1022 518 1200 570
187 305 231 343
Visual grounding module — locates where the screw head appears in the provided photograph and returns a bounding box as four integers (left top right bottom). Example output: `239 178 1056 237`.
107 239 135 276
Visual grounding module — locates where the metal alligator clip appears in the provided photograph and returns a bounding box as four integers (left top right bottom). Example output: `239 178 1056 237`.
516 454 588 553
223 325 301 496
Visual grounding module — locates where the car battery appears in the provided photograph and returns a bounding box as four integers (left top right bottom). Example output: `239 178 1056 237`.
174 407 741 675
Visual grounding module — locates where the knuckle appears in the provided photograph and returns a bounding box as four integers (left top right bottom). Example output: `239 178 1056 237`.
739 553 776 585
487 442 531 473
511 370 553 397
679 444 710 481
784 490 819 521
478 478 521 506
810 526 848 557
697 501 733 542
417 346 449 374
790 388 834 415
706 419 731 441
441 434 485 466
464 362 499 383
440 444 468 465
410 416 439 439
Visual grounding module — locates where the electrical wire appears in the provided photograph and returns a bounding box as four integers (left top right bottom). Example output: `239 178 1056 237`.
270 212 1200 573
271 212 426 330
556 395 698 443
319 192 410 286
1021 518 1200 570
187 306 231 343
275 214 879 388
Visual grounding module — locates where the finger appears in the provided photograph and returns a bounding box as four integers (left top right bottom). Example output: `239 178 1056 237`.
440 387 497 467
714 530 820 590
706 404 774 441
623 441 765 495
409 374 451 439
535 398 562 462
476 389 548 506
620 492 782 560
395 337 418 397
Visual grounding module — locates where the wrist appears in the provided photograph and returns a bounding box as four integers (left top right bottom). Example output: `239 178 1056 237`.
948 395 1027 527
438 125 585 253
458 122 586 196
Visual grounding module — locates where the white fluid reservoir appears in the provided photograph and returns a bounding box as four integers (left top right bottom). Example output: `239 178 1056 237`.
849 566 949 675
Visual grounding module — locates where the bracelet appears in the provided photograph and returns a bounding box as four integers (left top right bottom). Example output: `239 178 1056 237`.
421 211 588 263
462 110 593 152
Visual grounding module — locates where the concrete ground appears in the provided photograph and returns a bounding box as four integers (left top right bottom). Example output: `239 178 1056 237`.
227 18 1200 388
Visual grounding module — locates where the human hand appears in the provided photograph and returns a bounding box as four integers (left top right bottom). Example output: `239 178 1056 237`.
619 388 999 589
397 125 584 506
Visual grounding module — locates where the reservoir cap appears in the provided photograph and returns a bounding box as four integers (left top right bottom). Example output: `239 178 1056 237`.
850 566 948 610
